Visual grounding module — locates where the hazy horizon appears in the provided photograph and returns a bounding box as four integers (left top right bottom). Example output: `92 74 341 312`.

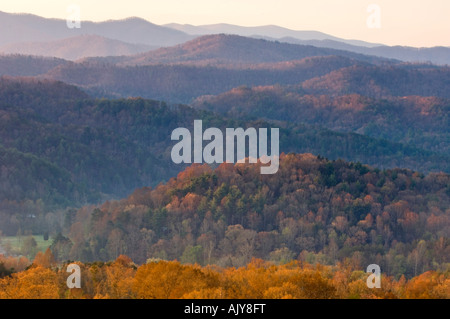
2 0 450 48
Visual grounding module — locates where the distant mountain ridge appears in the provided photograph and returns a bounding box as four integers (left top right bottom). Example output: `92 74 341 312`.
163 23 382 47
0 11 193 47
267 37 450 66
115 34 394 66
1 11 449 65
0 35 155 61
38 35 450 103
164 23 450 65
1 34 448 105
41 54 371 103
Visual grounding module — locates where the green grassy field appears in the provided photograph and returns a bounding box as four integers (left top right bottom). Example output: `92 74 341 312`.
0 235 51 257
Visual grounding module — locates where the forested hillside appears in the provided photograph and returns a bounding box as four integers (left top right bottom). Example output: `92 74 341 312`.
301 64 450 99
194 86 450 155
55 154 449 279
0 12 449 301
0 77 449 237
0 55 67 77
0 76 447 213
43 55 362 103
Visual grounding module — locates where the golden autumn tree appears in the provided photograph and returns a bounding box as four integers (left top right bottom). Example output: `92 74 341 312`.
263 282 299 299
222 258 280 299
405 271 450 299
0 266 59 299
288 268 336 299
33 248 56 268
133 260 216 299
99 255 136 299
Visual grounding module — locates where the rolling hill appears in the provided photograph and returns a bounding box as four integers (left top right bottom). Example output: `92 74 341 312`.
61 153 450 277
300 64 450 98
193 86 450 155
0 55 67 76
42 54 365 103
113 34 396 66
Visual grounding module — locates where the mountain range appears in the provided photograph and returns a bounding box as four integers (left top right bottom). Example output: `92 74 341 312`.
0 10 448 282
27 34 450 104
0 35 155 60
0 11 191 47
109 34 394 66
163 22 382 47
0 34 396 103
1 11 450 65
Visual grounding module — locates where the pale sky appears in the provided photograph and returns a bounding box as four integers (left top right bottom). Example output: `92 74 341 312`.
2 0 450 47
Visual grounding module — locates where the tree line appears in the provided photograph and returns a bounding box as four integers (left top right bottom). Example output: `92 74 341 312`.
0 252 448 299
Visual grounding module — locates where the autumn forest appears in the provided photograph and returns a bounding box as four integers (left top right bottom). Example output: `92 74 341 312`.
0 12 449 301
